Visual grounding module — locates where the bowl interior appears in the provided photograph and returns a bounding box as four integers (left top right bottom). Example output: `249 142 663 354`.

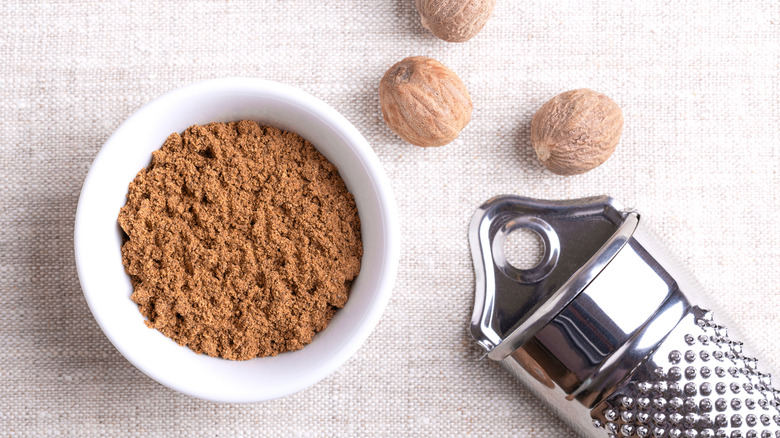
74 79 398 402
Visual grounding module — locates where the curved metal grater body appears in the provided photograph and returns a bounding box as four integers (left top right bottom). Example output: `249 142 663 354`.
469 196 780 438
592 307 780 438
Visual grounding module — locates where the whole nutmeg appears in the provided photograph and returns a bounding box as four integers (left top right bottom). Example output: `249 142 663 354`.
415 0 496 42
530 89 624 175
379 56 472 147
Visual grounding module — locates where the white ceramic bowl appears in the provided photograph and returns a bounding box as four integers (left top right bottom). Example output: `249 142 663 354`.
74 78 399 402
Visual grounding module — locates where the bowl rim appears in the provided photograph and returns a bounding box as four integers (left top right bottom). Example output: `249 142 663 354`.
74 77 400 402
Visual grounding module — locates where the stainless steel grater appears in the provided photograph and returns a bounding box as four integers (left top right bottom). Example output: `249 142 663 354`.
469 195 780 438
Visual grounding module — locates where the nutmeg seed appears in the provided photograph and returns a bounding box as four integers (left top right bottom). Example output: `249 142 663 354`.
379 56 472 147
530 89 624 175
415 0 496 43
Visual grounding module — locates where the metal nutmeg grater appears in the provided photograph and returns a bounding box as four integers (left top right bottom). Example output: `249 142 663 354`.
469 195 780 438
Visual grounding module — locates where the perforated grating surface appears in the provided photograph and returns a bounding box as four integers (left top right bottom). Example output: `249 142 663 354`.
592 309 780 438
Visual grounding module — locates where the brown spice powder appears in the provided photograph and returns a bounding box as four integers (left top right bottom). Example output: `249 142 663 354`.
117 120 363 360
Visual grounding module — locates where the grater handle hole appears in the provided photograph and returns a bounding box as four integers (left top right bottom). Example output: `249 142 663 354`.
492 216 560 284
505 227 545 270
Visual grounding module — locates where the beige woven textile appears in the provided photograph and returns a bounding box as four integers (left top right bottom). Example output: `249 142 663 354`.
1 1 779 436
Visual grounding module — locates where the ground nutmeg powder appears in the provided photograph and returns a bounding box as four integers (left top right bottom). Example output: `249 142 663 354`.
117 120 363 360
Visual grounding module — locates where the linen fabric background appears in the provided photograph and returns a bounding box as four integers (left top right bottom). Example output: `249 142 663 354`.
1 1 779 436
